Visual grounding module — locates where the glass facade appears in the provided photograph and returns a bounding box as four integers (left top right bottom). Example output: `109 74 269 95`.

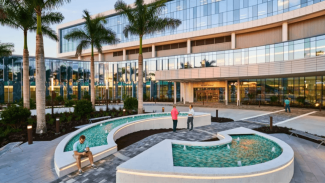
0 56 178 103
60 0 324 53
240 76 325 107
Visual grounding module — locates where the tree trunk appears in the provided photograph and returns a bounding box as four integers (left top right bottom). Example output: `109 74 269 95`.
35 13 46 134
138 53 143 114
90 49 95 109
23 30 30 109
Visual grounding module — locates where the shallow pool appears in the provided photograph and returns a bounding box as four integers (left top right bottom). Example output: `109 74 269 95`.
172 134 282 167
64 112 188 152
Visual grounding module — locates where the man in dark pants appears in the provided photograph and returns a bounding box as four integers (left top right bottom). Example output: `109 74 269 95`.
171 105 179 132
187 105 195 131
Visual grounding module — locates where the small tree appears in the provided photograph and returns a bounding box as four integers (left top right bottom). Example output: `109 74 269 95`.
74 100 93 117
0 105 31 129
124 97 138 111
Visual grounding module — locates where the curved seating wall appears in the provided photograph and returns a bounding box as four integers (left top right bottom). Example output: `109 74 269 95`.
54 112 211 177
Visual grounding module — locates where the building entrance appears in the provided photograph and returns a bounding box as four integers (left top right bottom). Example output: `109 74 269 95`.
194 88 225 102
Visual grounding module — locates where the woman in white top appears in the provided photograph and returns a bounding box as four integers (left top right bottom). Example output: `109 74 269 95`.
187 105 194 131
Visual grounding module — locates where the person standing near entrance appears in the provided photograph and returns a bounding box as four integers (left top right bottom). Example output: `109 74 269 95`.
187 105 195 131
171 105 179 132
285 98 291 113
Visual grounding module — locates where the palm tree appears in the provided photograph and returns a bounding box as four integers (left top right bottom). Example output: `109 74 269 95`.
115 0 181 114
64 10 119 108
26 0 70 134
0 0 63 109
0 41 14 56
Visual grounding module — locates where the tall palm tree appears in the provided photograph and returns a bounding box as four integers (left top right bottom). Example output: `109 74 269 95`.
0 0 63 109
115 0 181 114
26 0 70 134
64 10 119 109
0 41 14 56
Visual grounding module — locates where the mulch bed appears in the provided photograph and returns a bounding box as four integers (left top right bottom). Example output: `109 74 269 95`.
211 117 234 123
115 129 181 150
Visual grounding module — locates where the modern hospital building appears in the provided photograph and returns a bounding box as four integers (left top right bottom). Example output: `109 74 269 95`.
2 0 325 107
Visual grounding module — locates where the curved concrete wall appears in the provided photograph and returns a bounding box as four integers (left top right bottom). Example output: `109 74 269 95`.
54 112 211 177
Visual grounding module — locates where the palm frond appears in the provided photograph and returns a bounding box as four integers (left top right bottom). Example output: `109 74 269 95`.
40 24 58 41
41 11 64 25
146 17 181 34
43 0 71 10
64 29 89 41
75 40 90 57
0 41 14 57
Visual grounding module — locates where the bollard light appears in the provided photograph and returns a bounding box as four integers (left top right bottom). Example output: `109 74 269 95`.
162 107 164 112
270 116 273 132
27 125 33 145
56 117 60 134
316 102 321 111
216 109 218 119
123 108 126 116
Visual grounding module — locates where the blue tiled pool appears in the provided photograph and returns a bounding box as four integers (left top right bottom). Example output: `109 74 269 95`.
172 134 282 167
64 113 188 152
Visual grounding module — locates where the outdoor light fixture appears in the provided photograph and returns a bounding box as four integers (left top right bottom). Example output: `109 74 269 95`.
316 103 320 107
162 107 165 112
27 125 33 145
56 117 60 134
123 108 126 116
106 80 108 90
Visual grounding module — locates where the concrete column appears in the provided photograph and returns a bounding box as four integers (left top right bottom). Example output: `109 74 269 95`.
225 80 228 105
152 45 155 57
174 82 176 104
78 56 82 60
282 22 288 42
231 33 236 49
187 39 191 54
123 49 126 61
237 79 240 106
98 53 103 61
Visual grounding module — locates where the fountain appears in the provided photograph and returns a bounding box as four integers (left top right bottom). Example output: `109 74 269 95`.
105 130 108 133
272 147 275 152
183 145 187 151
227 144 230 149
100 124 102 126
237 137 240 141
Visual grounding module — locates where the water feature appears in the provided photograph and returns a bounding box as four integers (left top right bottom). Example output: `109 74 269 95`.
64 112 188 152
172 134 282 167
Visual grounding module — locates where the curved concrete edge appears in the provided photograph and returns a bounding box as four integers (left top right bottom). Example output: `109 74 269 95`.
54 112 211 177
116 127 294 183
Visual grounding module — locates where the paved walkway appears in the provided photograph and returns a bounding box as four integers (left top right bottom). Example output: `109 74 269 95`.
51 122 325 183
0 135 68 183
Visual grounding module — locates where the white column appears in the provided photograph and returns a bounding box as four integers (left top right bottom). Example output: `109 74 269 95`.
174 82 176 104
152 45 155 57
231 33 236 49
282 22 288 42
123 49 126 61
98 53 103 61
183 83 186 104
237 79 240 106
187 39 191 54
225 80 228 105
78 56 82 60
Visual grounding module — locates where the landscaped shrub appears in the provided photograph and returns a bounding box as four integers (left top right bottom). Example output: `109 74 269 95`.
55 96 64 103
270 96 278 103
64 100 75 107
0 105 31 129
17 98 36 109
83 91 90 100
124 97 138 111
74 100 93 117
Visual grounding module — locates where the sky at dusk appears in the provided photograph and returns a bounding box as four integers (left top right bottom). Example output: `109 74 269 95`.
0 0 134 57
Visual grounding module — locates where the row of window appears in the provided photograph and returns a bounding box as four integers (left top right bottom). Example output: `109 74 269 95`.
60 0 323 53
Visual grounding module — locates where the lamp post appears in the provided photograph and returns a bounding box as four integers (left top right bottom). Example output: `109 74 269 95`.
27 125 33 145
51 75 54 117
56 117 60 134
316 102 321 112
162 107 164 112
106 80 108 112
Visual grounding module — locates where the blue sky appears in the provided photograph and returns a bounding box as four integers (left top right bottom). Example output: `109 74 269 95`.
0 0 134 57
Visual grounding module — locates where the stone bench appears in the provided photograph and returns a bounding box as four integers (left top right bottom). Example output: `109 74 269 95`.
290 129 325 148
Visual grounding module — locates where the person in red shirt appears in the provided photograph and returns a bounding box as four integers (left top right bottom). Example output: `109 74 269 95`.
171 105 179 132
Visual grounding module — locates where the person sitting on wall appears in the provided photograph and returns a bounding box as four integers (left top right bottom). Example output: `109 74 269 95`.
284 98 291 113
73 135 97 175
